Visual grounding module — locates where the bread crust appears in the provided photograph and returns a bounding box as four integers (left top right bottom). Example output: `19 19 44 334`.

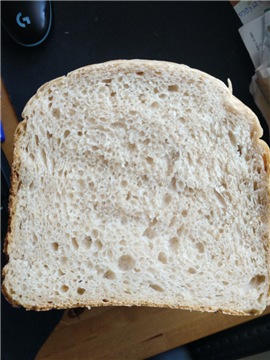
2 59 270 314
0 287 262 316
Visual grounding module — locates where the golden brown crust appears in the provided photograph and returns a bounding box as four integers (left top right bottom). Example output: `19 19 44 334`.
1 298 261 316
2 121 29 308
3 120 27 256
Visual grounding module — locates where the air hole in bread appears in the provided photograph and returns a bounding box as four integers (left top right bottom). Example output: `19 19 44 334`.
253 181 259 191
149 284 164 292
92 229 98 238
94 240 103 250
126 191 131 201
163 193 172 205
121 180 128 187
171 176 177 190
195 242 205 253
87 260 93 269
151 101 159 108
40 149 47 167
102 79 112 84
111 92 116 97
72 238 79 250
51 242 59 251
82 150 90 158
61 257 68 265
179 117 186 124
95 265 103 274
168 216 176 228
35 135 39 146
88 117 96 124
222 281 229 286
169 237 180 251
143 227 156 239
181 209 188 217
78 179 85 189
140 175 148 183
176 225 184 236
77 287 85 295
249 275 266 288
228 130 237 146
64 130 70 138
46 131 52 139
52 108 61 119
149 217 158 227
237 145 243 156
136 71 144 76
67 192 74 200
58 269 65 276
158 252 167 264
102 298 109 302
188 267 197 274
143 138 151 146
60 285 69 293
258 293 264 303
78 131 83 136
139 130 145 137
104 270 116 280
128 142 136 152
168 85 179 92
112 121 126 129
118 255 135 271
69 109 76 116
82 236 93 250
146 156 154 165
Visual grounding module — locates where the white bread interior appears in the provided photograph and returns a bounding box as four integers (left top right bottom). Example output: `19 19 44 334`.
2 60 270 315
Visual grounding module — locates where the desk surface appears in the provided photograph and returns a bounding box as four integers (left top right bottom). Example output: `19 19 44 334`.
2 79 270 360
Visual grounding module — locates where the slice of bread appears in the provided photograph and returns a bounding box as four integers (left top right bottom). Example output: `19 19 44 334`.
2 60 270 315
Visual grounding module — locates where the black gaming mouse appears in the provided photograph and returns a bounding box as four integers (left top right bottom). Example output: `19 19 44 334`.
1 0 52 47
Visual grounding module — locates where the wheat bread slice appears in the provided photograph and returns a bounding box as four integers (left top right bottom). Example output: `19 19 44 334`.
2 60 270 314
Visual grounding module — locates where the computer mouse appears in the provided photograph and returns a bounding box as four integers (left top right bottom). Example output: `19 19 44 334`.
1 1 52 47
